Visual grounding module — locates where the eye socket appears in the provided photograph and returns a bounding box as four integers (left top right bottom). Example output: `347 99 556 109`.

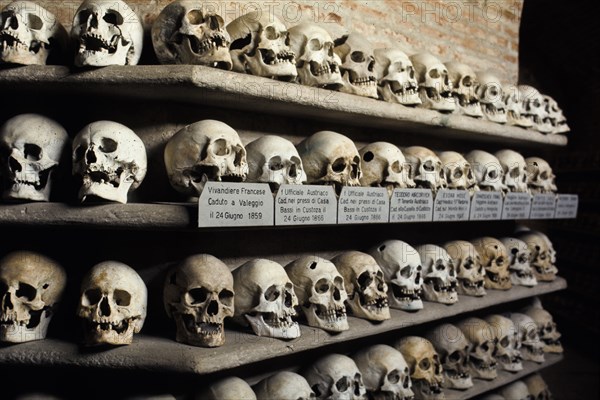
74 145 86 162
264 285 280 302
435 260 446 271
462 76 473 87
83 288 102 306
429 69 440 79
419 358 431 370
99 138 118 153
423 160 435 172
75 10 91 26
265 25 279 40
103 10 124 25
453 168 463 179
186 9 204 24
350 51 365 63
335 376 349 392
487 169 498 179
16 282 37 301
481 342 490 352
391 160 402 173
27 13 43 30
357 271 373 289
210 138 230 156
308 38 322 51
268 156 284 171
332 157 346 173
113 289 131 306
500 336 510 347
400 266 412 278
387 370 400 384
448 350 461 363
24 144 42 161
315 278 330 294
219 289 234 306
510 167 520 178
188 287 209 304
362 151 374 162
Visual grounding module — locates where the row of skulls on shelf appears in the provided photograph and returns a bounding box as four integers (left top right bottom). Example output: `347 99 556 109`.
0 114 558 204
0 1 569 135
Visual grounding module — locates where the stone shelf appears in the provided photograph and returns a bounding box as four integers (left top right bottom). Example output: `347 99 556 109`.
0 65 567 147
0 278 566 375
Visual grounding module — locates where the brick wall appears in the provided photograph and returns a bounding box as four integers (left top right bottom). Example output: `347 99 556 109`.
0 0 522 82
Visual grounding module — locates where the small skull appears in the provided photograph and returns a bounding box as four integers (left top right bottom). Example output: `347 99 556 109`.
456 318 498 380
232 259 300 339
0 251 66 343
465 150 506 193
509 312 545 363
518 231 557 282
227 12 296 81
500 381 532 400
495 149 529 194
437 151 479 195
476 71 507 124
523 305 563 353
253 371 315 400
0 114 68 202
518 85 547 132
524 373 553 400
525 157 557 194
471 237 512 290
485 314 523 372
505 84 534 128
360 142 415 196
395 336 444 400
196 377 257 400
410 53 455 112
331 251 390 322
369 240 424 311
403 146 446 196
71 0 143 67
151 0 231 69
77 261 147 346
445 61 483 118
164 120 248 197
426 324 473 390
72 121 147 204
443 240 486 297
374 48 421 106
500 237 537 287
285 256 349 333
543 95 569 135
415 244 458 305
333 33 378 98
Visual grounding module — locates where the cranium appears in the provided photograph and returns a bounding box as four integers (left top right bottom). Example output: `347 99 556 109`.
253 371 315 400
71 0 143 67
509 312 545 363
227 12 296 80
246 135 306 192
505 84 534 128
543 95 569 134
471 237 512 290
500 237 537 287
525 157 557 194
426 324 473 390
476 71 507 124
485 314 523 372
0 251 66 343
536 231 557 266
518 231 557 282
456 317 498 380
77 261 147 346
359 142 415 196
495 149 529 194
232 259 300 339
151 0 231 69
72 120 147 204
374 48 421 106
445 61 483 118
0 114 68 202
0 1 67 65
395 336 444 400
465 150 506 192
523 305 563 353
352 344 415 400
303 353 367 400
403 146 446 196
410 52 455 112
443 240 486 297
415 244 458 305
196 377 257 400
369 240 423 311
500 381 532 400
285 256 348 333
164 119 248 197
333 32 378 98
518 85 547 132
437 151 479 195
524 373 553 400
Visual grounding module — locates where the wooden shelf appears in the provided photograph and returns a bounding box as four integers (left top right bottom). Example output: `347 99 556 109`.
0 65 567 147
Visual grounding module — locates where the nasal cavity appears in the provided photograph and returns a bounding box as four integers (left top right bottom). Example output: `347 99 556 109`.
207 300 218 316
86 150 97 164
100 297 111 316
8 157 22 172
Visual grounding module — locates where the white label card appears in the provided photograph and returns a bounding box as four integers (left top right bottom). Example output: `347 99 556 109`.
338 187 390 224
433 190 471 222
198 182 274 227
275 185 337 226
389 189 433 223
469 191 503 220
555 194 578 219
502 192 532 220
530 193 557 219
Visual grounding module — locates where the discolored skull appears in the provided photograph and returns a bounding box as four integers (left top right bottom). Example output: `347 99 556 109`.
196 377 257 400
500 237 537 287
331 251 390 321
445 61 483 118
505 84 534 128
523 305 563 353
369 240 423 311
476 71 507 124
465 150 506 193
333 33 378 98
438 151 479 195
374 48 420 106
71 0 143 67
395 336 444 400
403 146 446 196
0 114 68 202
524 373 553 400
509 312 545 363
518 85 547 132
415 244 458 305
410 53 454 112
500 381 532 400
543 95 569 135
471 237 512 290
456 318 498 380
253 371 315 400
518 231 557 282
525 157 557 194
285 256 348 333
232 259 300 339
303 353 367 400
151 0 231 69
485 314 523 372
164 120 248 197
77 261 147 346
360 142 415 196
0 251 66 343
495 149 529 194
427 323 473 390
443 240 486 297
72 121 147 204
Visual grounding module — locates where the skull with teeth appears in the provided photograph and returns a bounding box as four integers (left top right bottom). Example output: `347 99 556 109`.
164 119 248 197
509 312 545 363
71 0 143 67
0 114 68 202
524 373 553 400
151 0 232 69
500 237 537 287
77 261 147 346
445 61 483 118
227 12 296 81
437 151 479 195
523 305 563 354
403 146 446 196
359 142 415 196
525 157 557 195
253 371 315 400
485 314 523 372
163 254 234 348
476 71 507 124
333 32 378 98
0 1 67 65
330 251 390 322
426 323 473 390
518 85 547 132
500 381 532 400
0 251 66 343
374 48 421 106
302 353 367 400
285 256 349 333
456 317 498 380
505 84 534 128
518 231 557 282
288 23 344 89
198 377 257 400
495 149 529 194
443 240 486 297
232 259 300 339
410 52 455 112
465 150 506 193
471 237 512 290
369 240 423 312
72 120 147 204
537 231 557 267
395 336 444 400
543 95 569 135
415 244 458 305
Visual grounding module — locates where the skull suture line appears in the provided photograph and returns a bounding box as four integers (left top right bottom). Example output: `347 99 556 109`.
465 150 506 193
476 71 507 124
333 33 378 99
395 336 444 400
374 48 421 106
426 323 473 390
437 151 479 195
495 149 529 194
403 146 446 196
500 237 537 287
443 240 486 297
471 237 512 290
410 53 454 112
445 61 483 118
253 371 315 400
485 314 523 372
302 353 367 400
360 142 415 196
456 317 498 380
415 244 458 305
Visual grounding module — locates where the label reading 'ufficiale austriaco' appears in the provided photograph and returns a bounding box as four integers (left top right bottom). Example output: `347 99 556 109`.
502 192 533 220
554 194 578 219
469 191 503 220
389 189 434 222
432 189 471 222
338 187 390 224
530 193 557 219
275 184 337 226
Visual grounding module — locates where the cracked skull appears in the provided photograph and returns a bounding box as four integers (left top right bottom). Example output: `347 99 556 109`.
438 151 479 195
509 312 545 363
253 371 315 400
456 318 498 380
465 150 506 193
485 314 523 372
410 53 454 112
471 237 511 290
445 61 483 118
426 323 473 390
525 157 557 194
500 237 537 287
495 149 529 194
404 146 446 195
374 48 421 106
303 353 367 400
395 336 444 400
360 142 415 196
476 71 507 124
333 32 378 98
415 244 458 305
518 231 557 282
523 305 563 354
443 240 486 297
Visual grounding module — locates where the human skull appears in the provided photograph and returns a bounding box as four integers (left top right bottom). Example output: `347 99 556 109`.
72 120 147 204
495 149 529 194
509 312 545 363
500 381 532 400
369 240 423 311
333 33 378 98
403 146 446 196
524 373 553 400
437 151 479 195
297 131 361 195
196 377 257 400
285 256 348 333
543 95 569 135
445 61 483 118
443 240 486 297
536 231 557 266
77 261 147 346
227 12 296 80
303 353 367 400
0 114 68 202
485 314 523 372
352 344 414 400
471 237 511 290
505 84 534 128
232 259 300 339
476 71 507 124
456 318 498 380
0 251 66 343
523 305 563 353
410 53 455 112
71 0 143 67
525 157 557 194
518 85 547 132
415 244 458 305
500 237 537 287
374 48 420 106
151 0 231 69
518 232 557 282
359 142 415 196
0 1 67 65
164 120 248 197
426 324 473 390
465 150 506 193
288 23 344 89
246 135 306 192
395 336 444 400
253 372 315 400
